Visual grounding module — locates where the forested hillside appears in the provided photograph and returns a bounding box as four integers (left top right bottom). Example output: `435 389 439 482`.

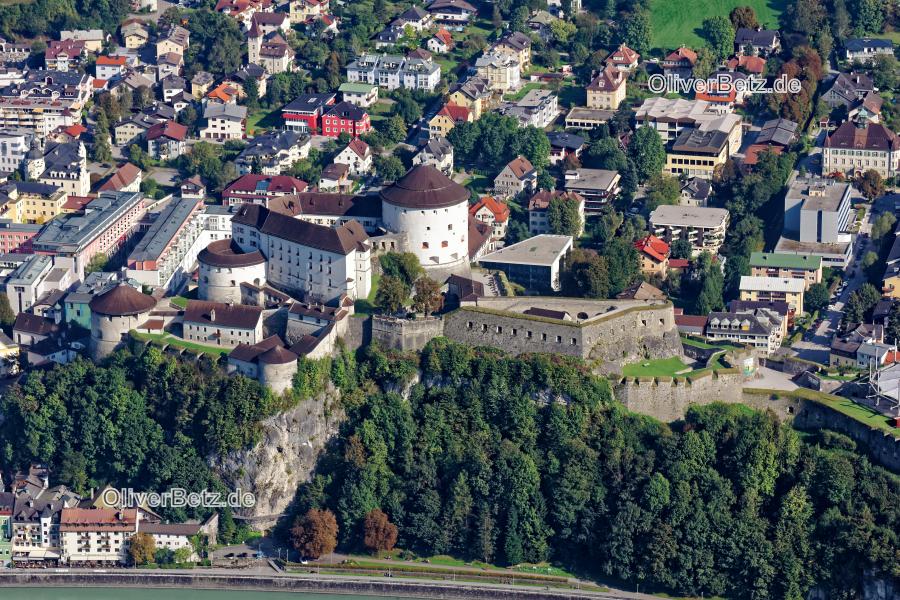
0 339 897 597
292 339 900 599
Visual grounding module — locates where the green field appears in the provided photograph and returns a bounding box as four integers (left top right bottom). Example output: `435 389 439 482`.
650 0 787 51
622 356 693 377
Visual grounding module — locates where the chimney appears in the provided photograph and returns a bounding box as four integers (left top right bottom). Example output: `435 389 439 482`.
209 308 216 322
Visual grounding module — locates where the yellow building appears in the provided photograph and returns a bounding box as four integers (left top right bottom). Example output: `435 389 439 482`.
665 127 731 179
428 103 472 137
739 276 805 313
447 78 492 119
749 252 822 290
0 182 67 224
491 31 532 69
587 65 626 110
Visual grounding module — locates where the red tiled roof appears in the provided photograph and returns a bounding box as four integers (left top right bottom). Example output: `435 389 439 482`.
63 124 87 138
96 55 127 66
346 138 369 158
98 162 142 191
726 54 766 74
607 43 640 66
469 195 510 223
634 234 670 262
436 102 471 123
675 314 708 328
63 195 94 211
665 46 697 64
434 28 453 46
743 143 784 166
146 119 188 142
668 258 690 269
505 155 535 179
588 65 624 92
224 173 308 195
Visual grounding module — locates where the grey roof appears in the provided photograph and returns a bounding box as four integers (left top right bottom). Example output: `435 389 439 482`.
419 135 453 160
734 28 779 47
7 254 51 286
681 177 711 200
707 310 779 336
757 118 798 146
204 103 247 120
33 192 144 255
128 198 201 263
650 205 729 228
845 38 893 52
237 130 309 163
672 128 729 154
828 72 874 104
546 131 585 150
787 177 851 213
477 234 573 267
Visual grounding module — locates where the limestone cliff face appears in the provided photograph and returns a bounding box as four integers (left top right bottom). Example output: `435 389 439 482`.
209 383 344 531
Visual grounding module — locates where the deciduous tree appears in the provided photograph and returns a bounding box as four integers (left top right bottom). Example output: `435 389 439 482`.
363 508 399 554
291 508 338 560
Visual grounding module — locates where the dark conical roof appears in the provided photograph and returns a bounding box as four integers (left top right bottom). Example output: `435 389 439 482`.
89 283 156 316
259 345 298 365
379 165 469 209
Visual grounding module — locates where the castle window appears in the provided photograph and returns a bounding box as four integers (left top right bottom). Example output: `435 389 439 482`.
496 326 502 333
541 333 547 341
526 331 532 339
467 321 473 329
556 335 562 343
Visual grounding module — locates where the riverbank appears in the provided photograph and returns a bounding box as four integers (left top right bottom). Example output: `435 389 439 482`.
0 570 651 600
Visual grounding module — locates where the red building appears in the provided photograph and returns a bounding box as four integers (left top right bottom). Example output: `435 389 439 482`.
281 93 336 134
0 221 40 254
222 174 309 207
320 101 371 138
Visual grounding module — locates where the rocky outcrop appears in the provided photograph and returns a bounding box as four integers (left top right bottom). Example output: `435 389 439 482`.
209 382 344 531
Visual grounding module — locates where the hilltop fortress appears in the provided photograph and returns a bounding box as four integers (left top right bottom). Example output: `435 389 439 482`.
375 296 683 373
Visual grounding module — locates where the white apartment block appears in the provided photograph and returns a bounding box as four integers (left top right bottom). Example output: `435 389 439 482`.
0 129 31 175
648 204 730 256
346 54 441 92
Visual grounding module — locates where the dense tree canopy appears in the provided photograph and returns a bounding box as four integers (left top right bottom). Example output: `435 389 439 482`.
286 339 900 599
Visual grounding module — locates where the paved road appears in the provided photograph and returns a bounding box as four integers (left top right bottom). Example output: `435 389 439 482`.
791 190 885 363
0 567 665 599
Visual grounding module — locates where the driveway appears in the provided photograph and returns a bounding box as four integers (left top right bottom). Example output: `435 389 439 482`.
747 366 798 391
147 166 181 187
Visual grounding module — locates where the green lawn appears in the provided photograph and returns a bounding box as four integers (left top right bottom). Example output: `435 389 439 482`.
354 273 381 316
465 173 493 194
245 108 282 135
503 82 546 102
649 0 787 51
622 356 693 377
132 332 230 356
680 335 741 351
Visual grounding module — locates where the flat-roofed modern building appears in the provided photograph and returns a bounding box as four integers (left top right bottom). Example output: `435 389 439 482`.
126 197 205 291
739 275 805 313
776 176 853 269
749 252 822 290
784 177 852 244
665 128 730 179
476 234 572 292
563 168 621 213
32 191 146 279
648 205 729 256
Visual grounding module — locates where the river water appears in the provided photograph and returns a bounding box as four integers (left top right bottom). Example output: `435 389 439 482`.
1 589 414 599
